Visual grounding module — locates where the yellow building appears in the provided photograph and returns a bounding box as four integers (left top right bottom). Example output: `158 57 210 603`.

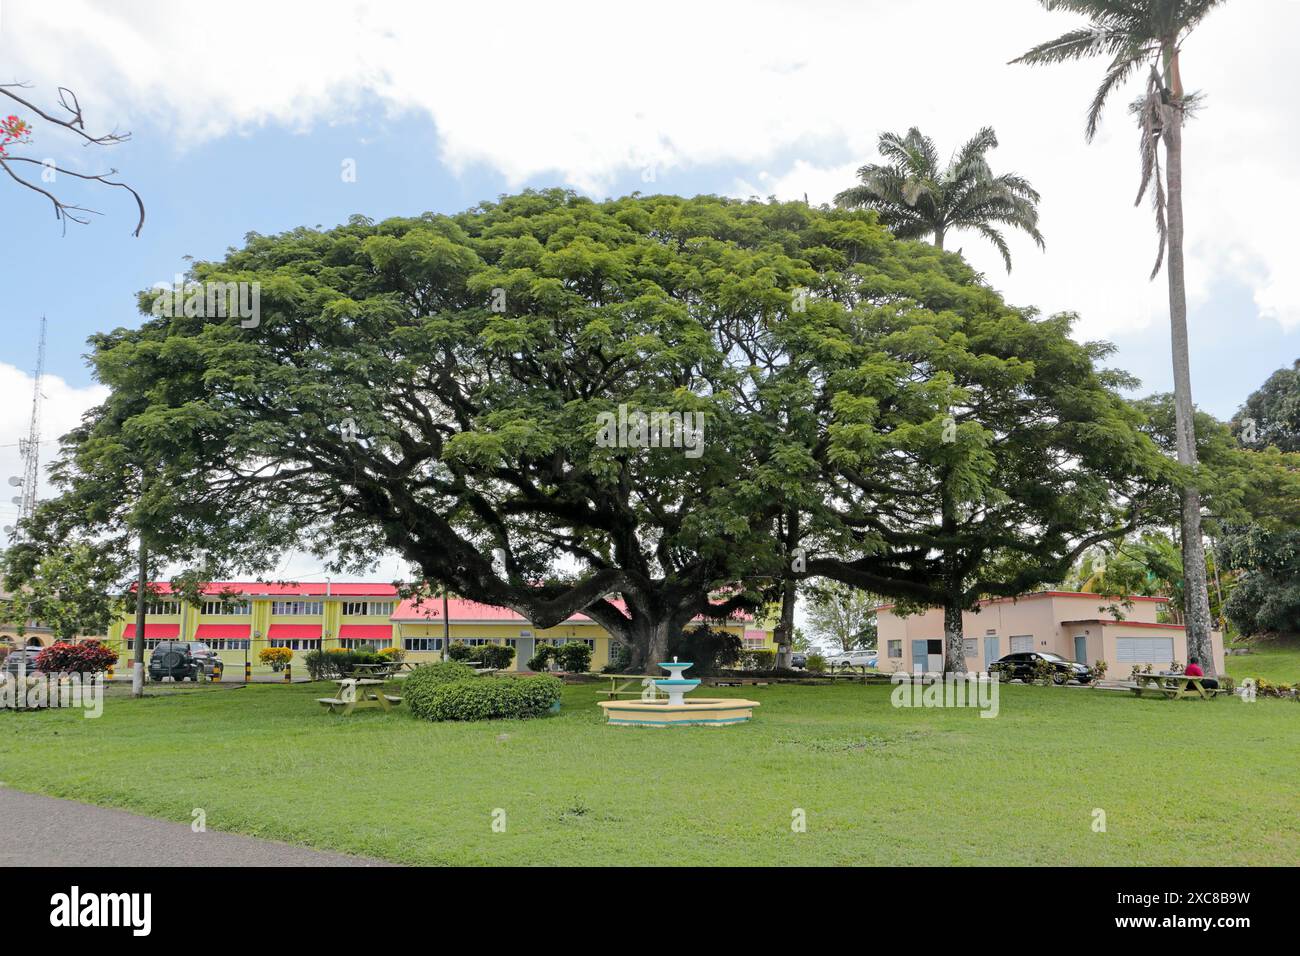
104 582 772 673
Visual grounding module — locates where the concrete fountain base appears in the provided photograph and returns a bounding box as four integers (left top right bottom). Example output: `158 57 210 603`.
597 697 761 727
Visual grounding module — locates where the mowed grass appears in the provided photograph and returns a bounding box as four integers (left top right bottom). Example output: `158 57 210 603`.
1225 640 1300 684
1 678 1296 865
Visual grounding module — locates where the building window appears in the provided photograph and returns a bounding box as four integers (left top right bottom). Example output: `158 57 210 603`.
887 640 902 658
1116 637 1175 663
339 638 390 650
403 637 444 652
145 601 180 616
202 600 250 616
743 637 766 649
205 639 251 651
271 600 323 616
1010 635 1034 654
269 638 321 651
341 600 396 616
962 638 978 658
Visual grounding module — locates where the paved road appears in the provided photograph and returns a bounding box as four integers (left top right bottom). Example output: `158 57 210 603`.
0 789 393 866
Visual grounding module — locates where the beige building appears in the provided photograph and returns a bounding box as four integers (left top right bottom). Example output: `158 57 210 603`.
876 591 1225 675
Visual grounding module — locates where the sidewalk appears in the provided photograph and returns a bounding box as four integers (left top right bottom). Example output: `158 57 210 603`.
0 789 393 866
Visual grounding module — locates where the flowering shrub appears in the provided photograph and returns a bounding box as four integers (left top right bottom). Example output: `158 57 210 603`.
34 640 118 674
0 115 32 157
258 646 293 670
378 646 406 661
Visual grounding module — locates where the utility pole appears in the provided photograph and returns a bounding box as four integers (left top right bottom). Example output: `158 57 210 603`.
5 317 46 542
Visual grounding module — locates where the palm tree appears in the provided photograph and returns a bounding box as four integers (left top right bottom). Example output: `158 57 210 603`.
1013 0 1224 676
834 126 1044 272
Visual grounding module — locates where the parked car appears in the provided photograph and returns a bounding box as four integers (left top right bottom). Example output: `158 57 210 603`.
990 651 1091 685
148 641 223 682
826 647 877 670
789 652 807 670
2 646 45 676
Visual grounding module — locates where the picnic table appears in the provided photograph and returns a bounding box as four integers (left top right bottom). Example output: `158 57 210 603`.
1130 672 1217 700
318 678 403 714
603 674 662 700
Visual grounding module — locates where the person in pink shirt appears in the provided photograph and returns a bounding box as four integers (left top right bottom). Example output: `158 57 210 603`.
1184 657 1217 689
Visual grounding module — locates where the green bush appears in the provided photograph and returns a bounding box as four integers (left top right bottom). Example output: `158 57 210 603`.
446 642 477 662
555 641 592 672
806 653 827 674
527 645 554 671
604 641 632 673
305 649 387 680
476 643 516 670
740 649 775 671
401 661 478 715
667 627 742 677
407 674 564 722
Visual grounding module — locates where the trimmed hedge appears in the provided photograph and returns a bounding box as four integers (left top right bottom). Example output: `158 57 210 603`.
406 672 563 722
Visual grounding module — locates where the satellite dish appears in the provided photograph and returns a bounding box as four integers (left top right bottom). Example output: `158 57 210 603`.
7 476 21 486
10 496 23 506
2 526 13 535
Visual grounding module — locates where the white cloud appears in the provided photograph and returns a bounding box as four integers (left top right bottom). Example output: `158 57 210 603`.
3 0 1299 340
0 362 108 533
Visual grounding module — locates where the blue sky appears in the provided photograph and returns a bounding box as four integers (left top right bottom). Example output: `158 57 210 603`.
3 0 1298 552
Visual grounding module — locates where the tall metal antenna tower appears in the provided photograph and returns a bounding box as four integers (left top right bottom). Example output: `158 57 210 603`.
6 317 47 543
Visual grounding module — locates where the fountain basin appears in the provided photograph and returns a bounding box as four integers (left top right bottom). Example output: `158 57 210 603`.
597 697 761 727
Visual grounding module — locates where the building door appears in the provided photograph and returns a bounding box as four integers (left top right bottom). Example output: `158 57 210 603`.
984 635 999 669
1074 634 1088 665
910 640 928 673
516 635 534 671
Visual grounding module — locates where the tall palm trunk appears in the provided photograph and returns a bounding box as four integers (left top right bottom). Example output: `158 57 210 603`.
1163 54 1215 676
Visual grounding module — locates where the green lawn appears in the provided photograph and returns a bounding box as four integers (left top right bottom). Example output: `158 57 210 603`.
1225 640 1300 684
1 679 1296 865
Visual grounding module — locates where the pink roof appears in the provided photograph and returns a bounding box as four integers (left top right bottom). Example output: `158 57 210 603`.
1060 619 1189 631
392 595 755 625
146 581 399 597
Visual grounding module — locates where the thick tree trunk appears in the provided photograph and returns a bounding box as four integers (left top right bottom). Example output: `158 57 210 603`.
132 540 147 698
774 575 796 670
630 618 674 673
1163 107 1216 677
942 592 965 675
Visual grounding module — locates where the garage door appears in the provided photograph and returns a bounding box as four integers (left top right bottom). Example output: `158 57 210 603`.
1116 637 1175 663
1010 635 1034 654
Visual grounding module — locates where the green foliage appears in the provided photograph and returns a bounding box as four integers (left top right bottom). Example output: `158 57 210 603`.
1219 529 1300 638
406 674 564 722
805 580 877 651
553 641 592 673
527 646 554 671
604 640 633 673
806 653 827 674
304 648 388 680
1233 359 1300 453
401 660 478 714
445 642 477 662
835 126 1044 271
740 649 776 672
666 626 741 677
475 643 516 670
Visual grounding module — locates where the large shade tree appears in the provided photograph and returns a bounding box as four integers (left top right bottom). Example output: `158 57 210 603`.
834 126 1045 272
1014 0 1226 673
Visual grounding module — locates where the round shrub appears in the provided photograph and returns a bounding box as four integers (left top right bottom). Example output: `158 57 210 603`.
445 642 476 662
34 640 118 674
554 641 592 672
527 645 554 671
407 674 563 722
476 643 516 670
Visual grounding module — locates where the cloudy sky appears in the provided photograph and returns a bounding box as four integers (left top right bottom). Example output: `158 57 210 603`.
1 0 1297 569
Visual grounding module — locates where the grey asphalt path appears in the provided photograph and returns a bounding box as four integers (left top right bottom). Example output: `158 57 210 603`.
0 788 394 866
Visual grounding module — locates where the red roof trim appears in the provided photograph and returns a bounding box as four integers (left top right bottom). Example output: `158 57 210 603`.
874 591 1171 613
1060 619 1188 631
